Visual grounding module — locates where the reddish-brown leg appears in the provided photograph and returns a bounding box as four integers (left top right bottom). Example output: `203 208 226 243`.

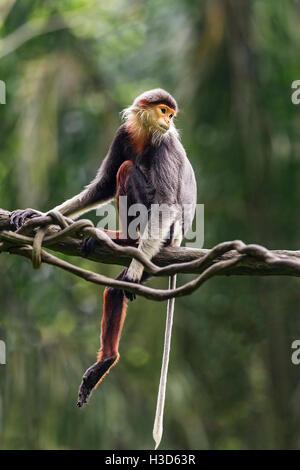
77 277 128 407
77 160 150 406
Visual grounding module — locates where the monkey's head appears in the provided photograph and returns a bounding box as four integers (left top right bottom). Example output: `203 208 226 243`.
122 89 178 143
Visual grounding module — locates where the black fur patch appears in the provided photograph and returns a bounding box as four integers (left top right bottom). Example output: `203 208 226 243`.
77 356 117 407
133 88 178 112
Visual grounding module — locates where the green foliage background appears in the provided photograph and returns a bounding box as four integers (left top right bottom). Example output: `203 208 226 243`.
0 0 300 450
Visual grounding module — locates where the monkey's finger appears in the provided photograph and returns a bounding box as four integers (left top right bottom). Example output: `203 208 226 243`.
10 209 41 230
9 210 24 229
77 356 118 407
18 211 35 228
11 211 30 229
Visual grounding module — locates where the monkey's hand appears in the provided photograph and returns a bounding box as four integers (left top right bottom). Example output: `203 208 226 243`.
9 208 43 230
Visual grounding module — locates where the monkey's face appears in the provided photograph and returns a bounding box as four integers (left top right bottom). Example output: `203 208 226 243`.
140 104 176 134
151 104 176 133
123 99 177 142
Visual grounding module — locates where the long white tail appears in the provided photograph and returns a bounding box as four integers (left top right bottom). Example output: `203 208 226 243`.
153 274 177 449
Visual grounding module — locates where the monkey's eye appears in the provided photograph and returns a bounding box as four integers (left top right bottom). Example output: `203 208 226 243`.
160 108 167 114
169 114 173 119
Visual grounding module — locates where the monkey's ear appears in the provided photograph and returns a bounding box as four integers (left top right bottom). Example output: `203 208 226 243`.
137 98 148 108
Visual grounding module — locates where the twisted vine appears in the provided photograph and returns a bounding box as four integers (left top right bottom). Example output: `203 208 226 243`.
1 208 300 301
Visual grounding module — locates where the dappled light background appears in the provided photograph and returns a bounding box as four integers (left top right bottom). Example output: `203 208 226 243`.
1 0 300 449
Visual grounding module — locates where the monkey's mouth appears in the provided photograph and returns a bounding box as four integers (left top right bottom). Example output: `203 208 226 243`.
159 124 169 132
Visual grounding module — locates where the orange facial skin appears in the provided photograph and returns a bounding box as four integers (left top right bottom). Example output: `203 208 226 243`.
154 103 176 130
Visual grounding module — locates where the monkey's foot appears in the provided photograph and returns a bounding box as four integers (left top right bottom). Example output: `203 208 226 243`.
81 236 99 258
9 208 43 230
117 268 139 301
123 285 137 301
77 356 118 407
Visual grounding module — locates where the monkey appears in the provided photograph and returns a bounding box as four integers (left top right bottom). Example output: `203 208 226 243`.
10 88 197 447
